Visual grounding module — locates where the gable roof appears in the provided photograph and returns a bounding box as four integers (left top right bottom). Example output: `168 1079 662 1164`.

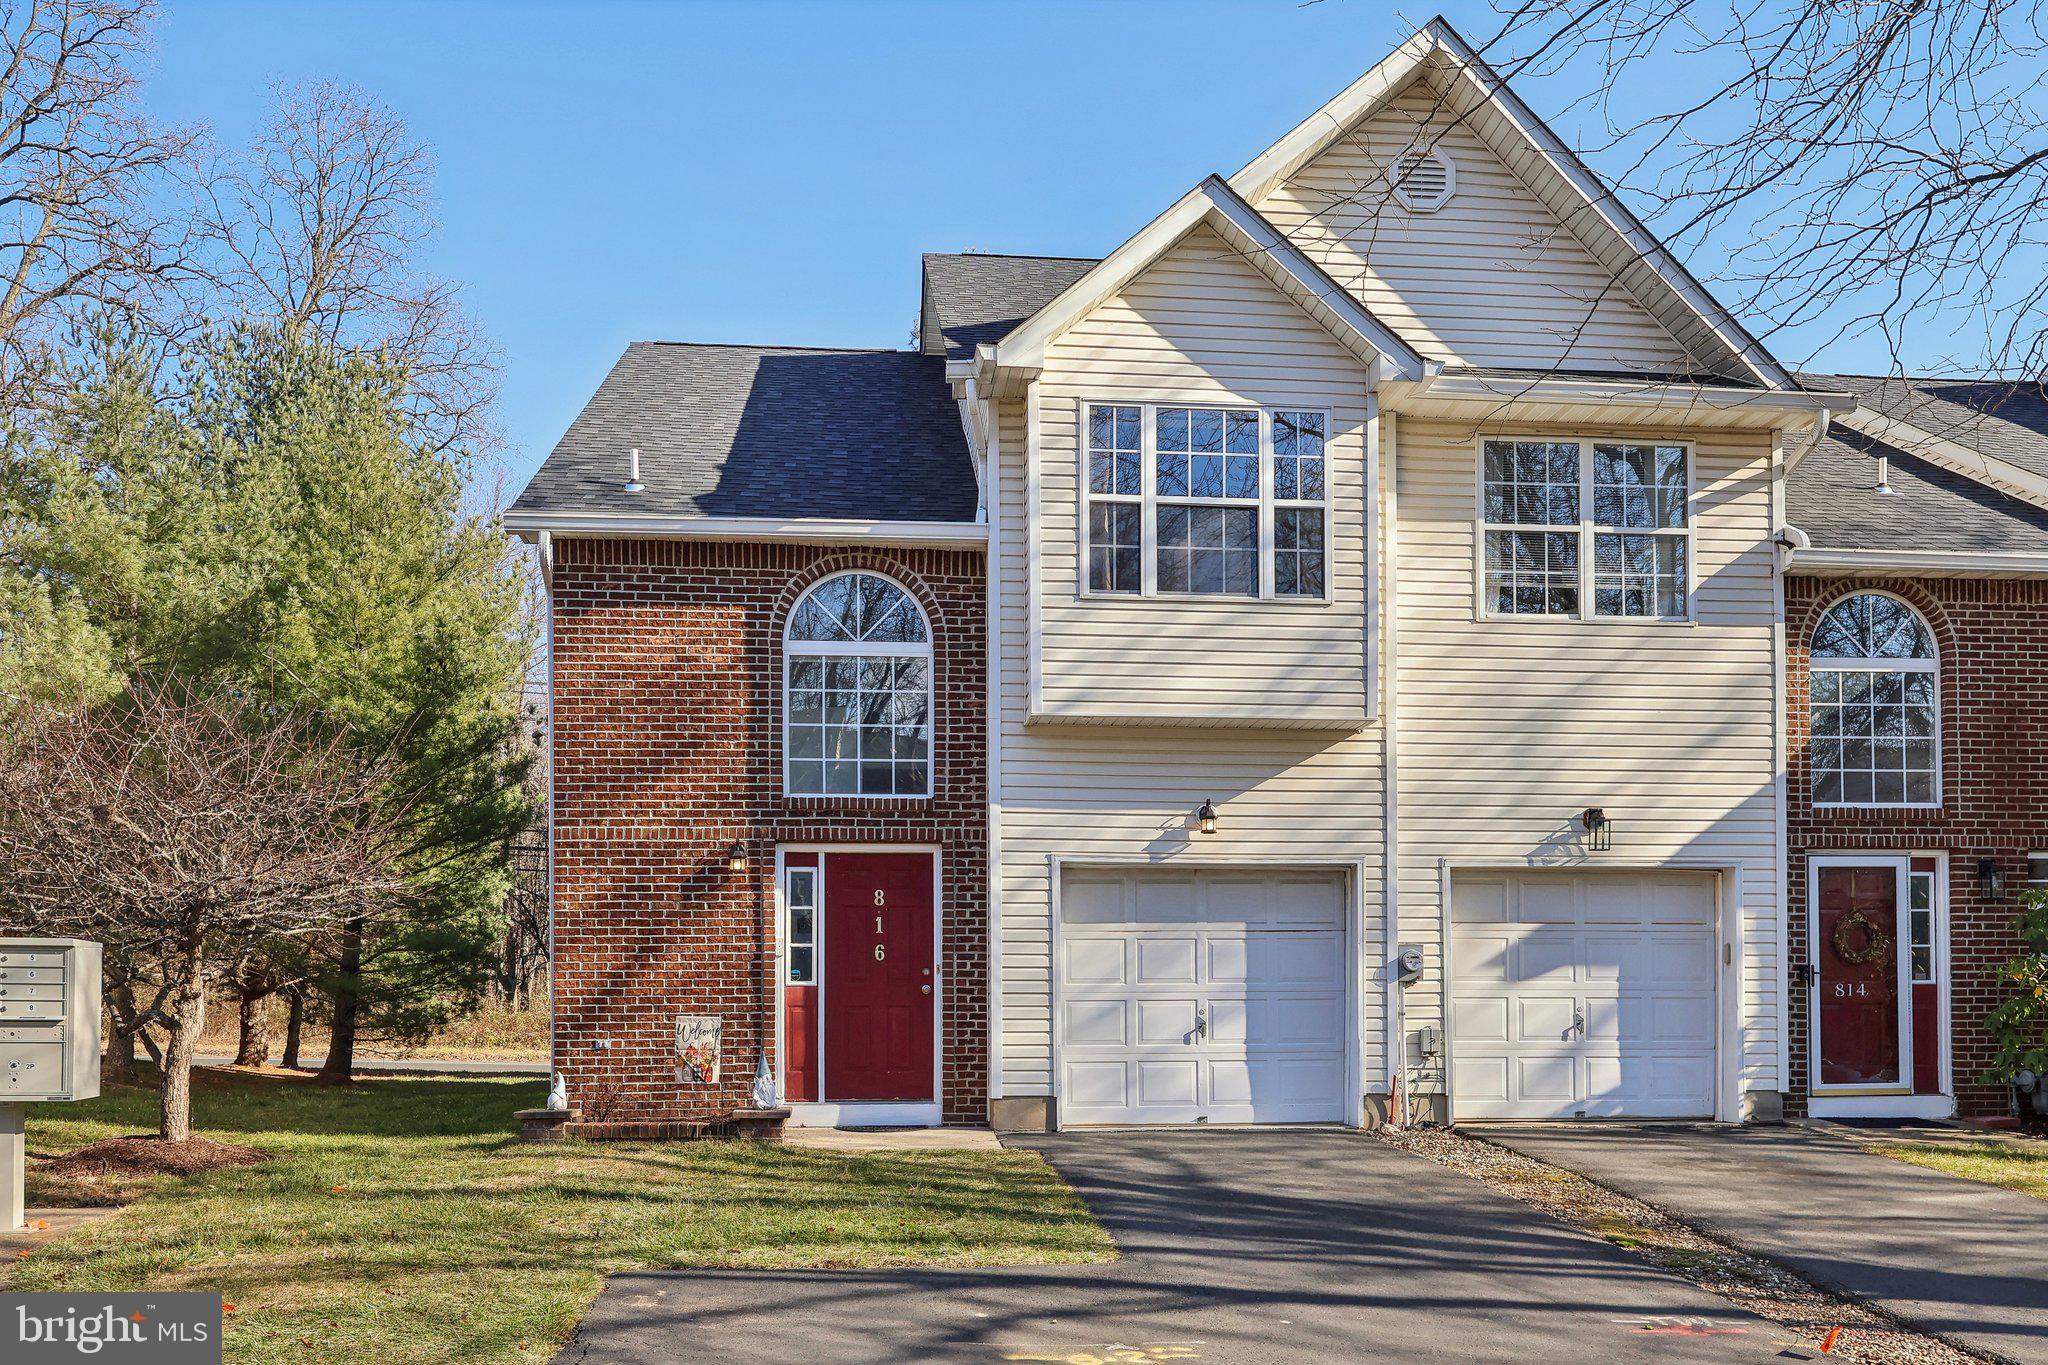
1788 423 2048 557
984 175 1431 381
508 343 977 525
922 254 1096 361
1227 16 1794 390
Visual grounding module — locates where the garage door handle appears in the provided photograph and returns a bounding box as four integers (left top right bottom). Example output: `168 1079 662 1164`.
1194 1006 1208 1041
1573 1008 1586 1038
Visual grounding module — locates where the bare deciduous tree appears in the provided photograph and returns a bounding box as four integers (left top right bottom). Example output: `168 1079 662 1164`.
200 79 496 449
0 0 197 400
1485 0 2048 379
0 680 411 1142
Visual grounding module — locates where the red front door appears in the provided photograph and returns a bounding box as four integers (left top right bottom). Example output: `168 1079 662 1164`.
1815 865 1904 1087
823 852 935 1101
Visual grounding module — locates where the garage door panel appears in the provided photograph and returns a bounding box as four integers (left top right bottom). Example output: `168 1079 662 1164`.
1065 999 1128 1047
1654 994 1715 1041
1452 932 1512 983
1519 880 1578 923
1451 877 1509 923
1135 999 1197 1045
1059 868 1350 1126
1515 934 1579 984
1135 936 1198 984
1137 1060 1200 1106
1516 996 1575 1043
1063 878 1128 924
1452 994 1510 1041
1274 994 1345 1043
1517 1056 1576 1101
1066 1061 1129 1107
1452 871 1718 1120
1064 938 1127 984
1654 932 1716 986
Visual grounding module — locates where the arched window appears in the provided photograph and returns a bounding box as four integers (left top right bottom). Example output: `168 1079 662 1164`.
1810 593 1937 807
785 572 931 797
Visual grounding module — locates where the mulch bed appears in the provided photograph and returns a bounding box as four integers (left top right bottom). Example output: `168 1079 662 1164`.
37 1135 269 1179
1376 1125 1985 1364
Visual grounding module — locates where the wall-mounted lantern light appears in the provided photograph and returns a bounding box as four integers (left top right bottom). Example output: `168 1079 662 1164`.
1581 807 1613 852
727 840 750 874
1196 799 1219 836
1979 856 2007 902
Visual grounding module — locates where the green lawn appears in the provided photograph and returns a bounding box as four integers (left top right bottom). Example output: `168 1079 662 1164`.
1869 1140 2048 1201
7 1069 1113 1363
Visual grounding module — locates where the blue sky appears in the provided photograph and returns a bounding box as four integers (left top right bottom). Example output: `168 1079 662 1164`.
142 0 1892 490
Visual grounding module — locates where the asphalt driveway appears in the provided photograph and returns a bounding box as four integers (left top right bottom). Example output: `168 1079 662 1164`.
1476 1122 2048 1364
557 1129 1797 1363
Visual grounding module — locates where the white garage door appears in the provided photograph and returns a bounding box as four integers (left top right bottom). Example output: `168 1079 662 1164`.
1058 868 1350 1125
1450 871 1718 1120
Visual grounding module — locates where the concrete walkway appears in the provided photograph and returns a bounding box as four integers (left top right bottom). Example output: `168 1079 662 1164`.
559 1128 1794 1363
1474 1122 2048 1364
778 1126 1003 1152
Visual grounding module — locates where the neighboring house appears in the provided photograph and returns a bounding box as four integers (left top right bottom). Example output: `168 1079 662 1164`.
508 18 1868 1130
1783 379 2048 1120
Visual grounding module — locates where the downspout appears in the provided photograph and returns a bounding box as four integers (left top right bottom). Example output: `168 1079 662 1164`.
1378 404 1405 1124
538 530 564 1111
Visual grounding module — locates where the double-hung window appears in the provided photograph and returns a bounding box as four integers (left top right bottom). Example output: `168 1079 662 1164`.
1084 402 1330 600
1480 437 1691 620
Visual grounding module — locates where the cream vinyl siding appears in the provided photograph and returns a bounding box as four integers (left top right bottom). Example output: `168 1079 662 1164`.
1257 82 1701 376
1392 419 1782 1097
989 224 1389 1096
1033 223 1369 727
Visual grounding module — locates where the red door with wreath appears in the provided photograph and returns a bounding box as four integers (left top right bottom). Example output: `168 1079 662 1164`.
1814 864 1903 1087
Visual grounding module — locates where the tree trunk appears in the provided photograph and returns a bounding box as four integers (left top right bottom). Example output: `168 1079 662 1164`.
233 983 273 1066
280 987 305 1070
160 959 205 1143
316 918 364 1085
105 981 141 1084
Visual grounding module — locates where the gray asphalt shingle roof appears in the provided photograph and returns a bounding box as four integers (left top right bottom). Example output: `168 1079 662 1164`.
1788 423 2048 555
921 253 1098 360
1812 372 2048 482
509 343 977 523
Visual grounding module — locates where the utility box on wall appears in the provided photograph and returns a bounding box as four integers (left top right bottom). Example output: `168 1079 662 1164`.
0 938 102 1103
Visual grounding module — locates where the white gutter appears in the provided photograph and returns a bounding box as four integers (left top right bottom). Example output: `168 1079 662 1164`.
502 511 988 547
1385 371 1853 417
1786 545 2048 578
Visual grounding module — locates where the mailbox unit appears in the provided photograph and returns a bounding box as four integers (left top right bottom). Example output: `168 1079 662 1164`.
0 938 101 1102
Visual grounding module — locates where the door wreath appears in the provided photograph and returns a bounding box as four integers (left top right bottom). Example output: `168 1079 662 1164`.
1830 908 1891 966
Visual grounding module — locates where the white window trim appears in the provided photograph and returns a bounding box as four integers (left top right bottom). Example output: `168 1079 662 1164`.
1078 399 1335 606
1471 435 1697 625
783 570 935 801
1809 588 1941 812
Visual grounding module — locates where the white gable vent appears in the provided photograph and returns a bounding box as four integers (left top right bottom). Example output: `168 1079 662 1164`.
1390 146 1456 213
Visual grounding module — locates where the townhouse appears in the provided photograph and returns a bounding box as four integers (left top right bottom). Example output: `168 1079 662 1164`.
506 18 2043 1130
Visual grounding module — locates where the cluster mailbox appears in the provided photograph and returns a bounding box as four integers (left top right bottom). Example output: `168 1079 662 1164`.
0 938 101 1103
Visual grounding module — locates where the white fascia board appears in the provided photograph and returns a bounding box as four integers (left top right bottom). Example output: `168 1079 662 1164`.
1787 546 2048 579
1227 30 1436 205
1387 370 1851 417
1198 175 1430 380
1419 20 1794 392
991 178 1427 381
1834 406 2048 514
1226 16 1795 393
500 510 988 547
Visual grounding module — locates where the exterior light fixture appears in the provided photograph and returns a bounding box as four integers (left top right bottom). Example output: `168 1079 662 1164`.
1581 807 1612 852
727 840 749 874
1979 856 2007 902
1196 799 1219 835
624 446 645 493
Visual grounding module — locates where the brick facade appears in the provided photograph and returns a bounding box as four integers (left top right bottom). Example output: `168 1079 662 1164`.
1787 575 2041 1117
547 537 989 1125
